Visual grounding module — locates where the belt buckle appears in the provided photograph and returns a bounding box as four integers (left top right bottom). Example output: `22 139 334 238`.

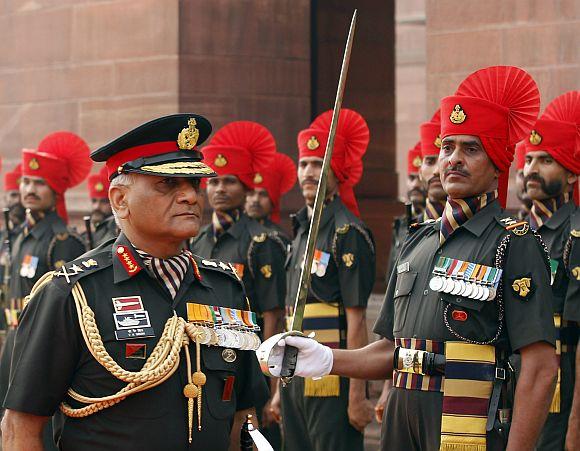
495 367 506 380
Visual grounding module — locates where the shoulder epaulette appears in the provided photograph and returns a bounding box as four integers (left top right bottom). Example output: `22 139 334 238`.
332 222 376 264
497 216 530 236
52 249 110 286
47 230 88 270
195 256 243 283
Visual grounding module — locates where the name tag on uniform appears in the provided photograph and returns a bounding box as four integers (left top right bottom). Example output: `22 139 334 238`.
397 262 410 274
112 299 155 340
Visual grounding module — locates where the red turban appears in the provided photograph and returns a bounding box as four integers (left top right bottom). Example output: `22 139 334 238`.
420 109 442 158
297 108 370 217
407 142 422 175
525 91 580 204
440 66 541 208
201 121 276 189
87 165 111 200
253 153 297 223
22 132 93 222
4 163 22 191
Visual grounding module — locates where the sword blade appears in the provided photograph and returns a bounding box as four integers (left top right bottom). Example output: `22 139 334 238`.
281 10 357 380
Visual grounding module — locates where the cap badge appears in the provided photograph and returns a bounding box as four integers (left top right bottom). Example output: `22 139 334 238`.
95 182 104 192
434 134 442 149
253 173 263 184
307 136 320 150
529 129 542 146
412 156 422 168
214 154 227 167
177 118 200 150
449 104 466 124
29 158 40 170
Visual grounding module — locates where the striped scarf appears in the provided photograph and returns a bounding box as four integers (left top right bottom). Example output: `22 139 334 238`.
529 192 570 230
212 208 242 241
423 199 446 221
440 191 497 244
136 248 191 299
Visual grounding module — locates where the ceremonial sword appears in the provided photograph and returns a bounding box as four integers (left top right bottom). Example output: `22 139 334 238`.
279 10 357 384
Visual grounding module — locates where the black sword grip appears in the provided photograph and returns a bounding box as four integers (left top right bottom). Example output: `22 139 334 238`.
280 344 299 378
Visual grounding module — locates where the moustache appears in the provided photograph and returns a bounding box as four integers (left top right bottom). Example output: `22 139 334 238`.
444 166 470 177
407 187 425 197
301 178 319 187
24 195 41 201
524 173 562 197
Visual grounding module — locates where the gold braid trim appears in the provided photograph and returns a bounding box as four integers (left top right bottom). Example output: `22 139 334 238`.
60 281 204 418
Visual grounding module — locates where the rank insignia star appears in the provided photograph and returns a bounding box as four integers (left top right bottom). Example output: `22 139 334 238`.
511 276 533 300
572 267 580 281
342 253 355 268
260 265 272 279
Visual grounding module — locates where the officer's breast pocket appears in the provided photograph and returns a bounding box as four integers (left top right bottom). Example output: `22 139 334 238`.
440 293 498 342
202 346 241 421
392 271 417 334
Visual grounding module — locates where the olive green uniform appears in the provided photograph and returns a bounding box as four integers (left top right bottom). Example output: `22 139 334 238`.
192 212 286 449
374 201 555 451
531 201 577 451
564 208 580 321
282 196 376 451
92 215 119 248
0 211 86 450
191 212 287 318
3 233 269 450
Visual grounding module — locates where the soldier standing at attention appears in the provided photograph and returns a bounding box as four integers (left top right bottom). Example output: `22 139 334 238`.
264 66 558 451
515 141 532 220
190 120 287 445
1 164 25 323
278 108 376 451
385 142 425 280
419 109 446 222
522 90 580 451
563 201 580 451
85 165 118 248
377 110 442 421
0 132 91 450
245 152 297 243
1 114 269 451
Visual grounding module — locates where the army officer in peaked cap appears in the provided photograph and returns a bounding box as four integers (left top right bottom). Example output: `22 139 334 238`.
1 114 269 451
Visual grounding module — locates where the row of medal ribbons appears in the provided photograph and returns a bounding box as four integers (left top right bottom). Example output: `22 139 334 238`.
428 256 503 301
186 303 262 351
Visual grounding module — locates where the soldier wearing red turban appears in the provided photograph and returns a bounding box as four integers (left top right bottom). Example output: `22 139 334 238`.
264 67 557 451
514 141 531 218
420 109 447 221
522 90 580 451
192 121 288 448
3 164 25 229
1 131 91 451
245 152 297 240
279 108 376 451
85 165 117 247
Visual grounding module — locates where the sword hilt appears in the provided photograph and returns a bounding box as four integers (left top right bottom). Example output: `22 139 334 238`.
280 345 299 383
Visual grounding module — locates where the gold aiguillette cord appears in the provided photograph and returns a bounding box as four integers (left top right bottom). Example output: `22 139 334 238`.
183 335 206 442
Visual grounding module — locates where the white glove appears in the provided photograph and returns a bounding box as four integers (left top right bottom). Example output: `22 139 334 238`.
257 333 333 378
